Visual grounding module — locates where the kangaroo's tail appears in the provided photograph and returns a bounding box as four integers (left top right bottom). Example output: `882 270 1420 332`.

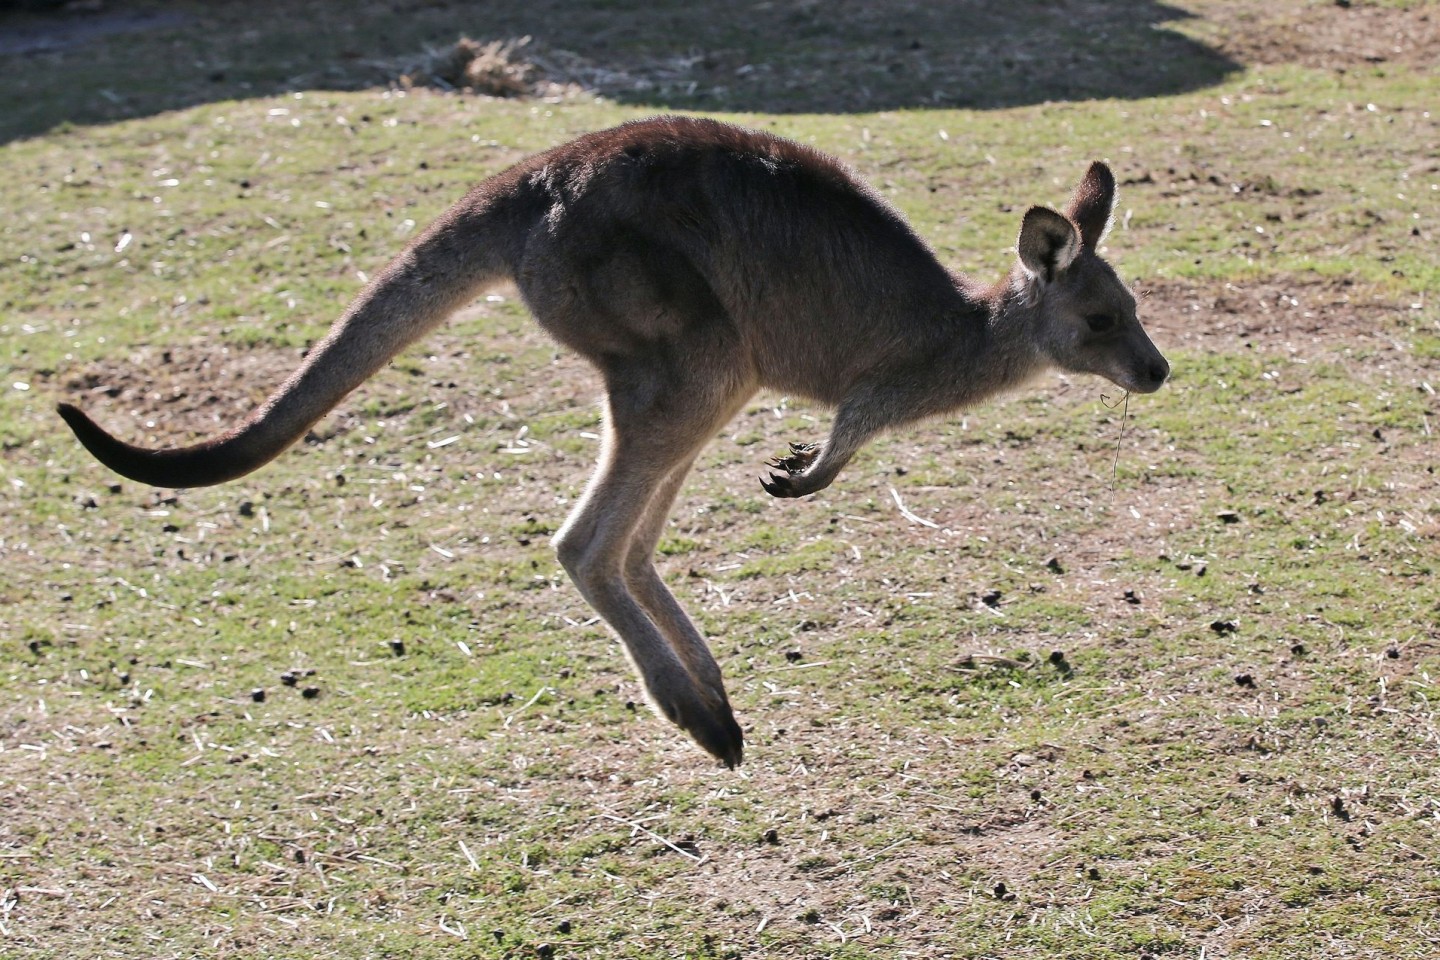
58 191 525 488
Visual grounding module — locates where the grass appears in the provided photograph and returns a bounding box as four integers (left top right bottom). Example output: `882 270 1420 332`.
3 0 1440 958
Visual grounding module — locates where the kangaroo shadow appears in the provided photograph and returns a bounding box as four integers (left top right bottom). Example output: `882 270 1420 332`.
0 0 1238 143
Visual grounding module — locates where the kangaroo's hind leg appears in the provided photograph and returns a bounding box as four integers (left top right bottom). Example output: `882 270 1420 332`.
553 371 750 766
621 438 744 733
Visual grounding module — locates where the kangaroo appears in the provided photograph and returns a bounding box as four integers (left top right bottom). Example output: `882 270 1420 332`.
59 115 1168 768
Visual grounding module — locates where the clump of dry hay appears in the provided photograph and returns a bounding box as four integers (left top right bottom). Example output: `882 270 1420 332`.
390 35 704 102
400 36 561 98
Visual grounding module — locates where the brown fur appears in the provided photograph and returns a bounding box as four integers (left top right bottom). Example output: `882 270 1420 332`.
58 116 1169 766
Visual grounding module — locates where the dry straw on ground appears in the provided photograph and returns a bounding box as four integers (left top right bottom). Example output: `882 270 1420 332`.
392 34 713 101
397 35 586 99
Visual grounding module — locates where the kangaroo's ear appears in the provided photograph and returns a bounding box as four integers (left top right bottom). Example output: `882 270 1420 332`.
1017 206 1081 283
1065 161 1116 249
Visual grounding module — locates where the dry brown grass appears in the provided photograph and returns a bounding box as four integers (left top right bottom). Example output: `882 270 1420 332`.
400 36 540 98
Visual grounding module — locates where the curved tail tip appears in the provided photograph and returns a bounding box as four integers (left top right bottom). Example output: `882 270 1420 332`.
55 401 152 483
57 401 112 448
56 400 93 435
56 398 258 489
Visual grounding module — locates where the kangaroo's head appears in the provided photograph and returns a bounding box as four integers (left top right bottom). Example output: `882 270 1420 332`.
1013 162 1169 395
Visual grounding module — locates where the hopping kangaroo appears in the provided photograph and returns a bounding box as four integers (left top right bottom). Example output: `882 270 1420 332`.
59 116 1168 767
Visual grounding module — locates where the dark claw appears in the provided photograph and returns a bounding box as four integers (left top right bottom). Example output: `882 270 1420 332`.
691 706 745 769
667 696 745 768
651 681 745 768
762 441 820 487
780 443 819 473
761 472 801 498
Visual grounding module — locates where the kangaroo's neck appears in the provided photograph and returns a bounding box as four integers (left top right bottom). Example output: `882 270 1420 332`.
929 272 1047 413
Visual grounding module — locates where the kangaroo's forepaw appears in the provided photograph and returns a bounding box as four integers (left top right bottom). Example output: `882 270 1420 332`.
761 442 820 499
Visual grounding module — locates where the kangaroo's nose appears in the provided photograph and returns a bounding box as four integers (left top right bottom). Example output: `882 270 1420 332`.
1130 357 1169 393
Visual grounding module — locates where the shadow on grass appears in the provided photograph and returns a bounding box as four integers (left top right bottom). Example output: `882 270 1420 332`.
0 0 1239 143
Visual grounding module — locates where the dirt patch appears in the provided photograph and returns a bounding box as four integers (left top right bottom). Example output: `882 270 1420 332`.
1191 0 1440 72
1140 277 1424 355
57 343 305 442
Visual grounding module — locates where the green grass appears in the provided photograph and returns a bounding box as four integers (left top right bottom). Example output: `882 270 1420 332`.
4 0 1440 958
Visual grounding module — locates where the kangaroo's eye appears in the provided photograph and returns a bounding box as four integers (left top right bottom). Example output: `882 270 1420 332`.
1086 313 1117 334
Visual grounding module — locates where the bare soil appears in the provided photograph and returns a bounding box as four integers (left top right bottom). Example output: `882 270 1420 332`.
1189 0 1440 72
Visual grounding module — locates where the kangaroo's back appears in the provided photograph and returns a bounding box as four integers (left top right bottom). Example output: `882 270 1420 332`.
511 116 969 402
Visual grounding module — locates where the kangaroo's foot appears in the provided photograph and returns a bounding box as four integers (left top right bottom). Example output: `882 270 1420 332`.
653 685 745 767
760 442 820 498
